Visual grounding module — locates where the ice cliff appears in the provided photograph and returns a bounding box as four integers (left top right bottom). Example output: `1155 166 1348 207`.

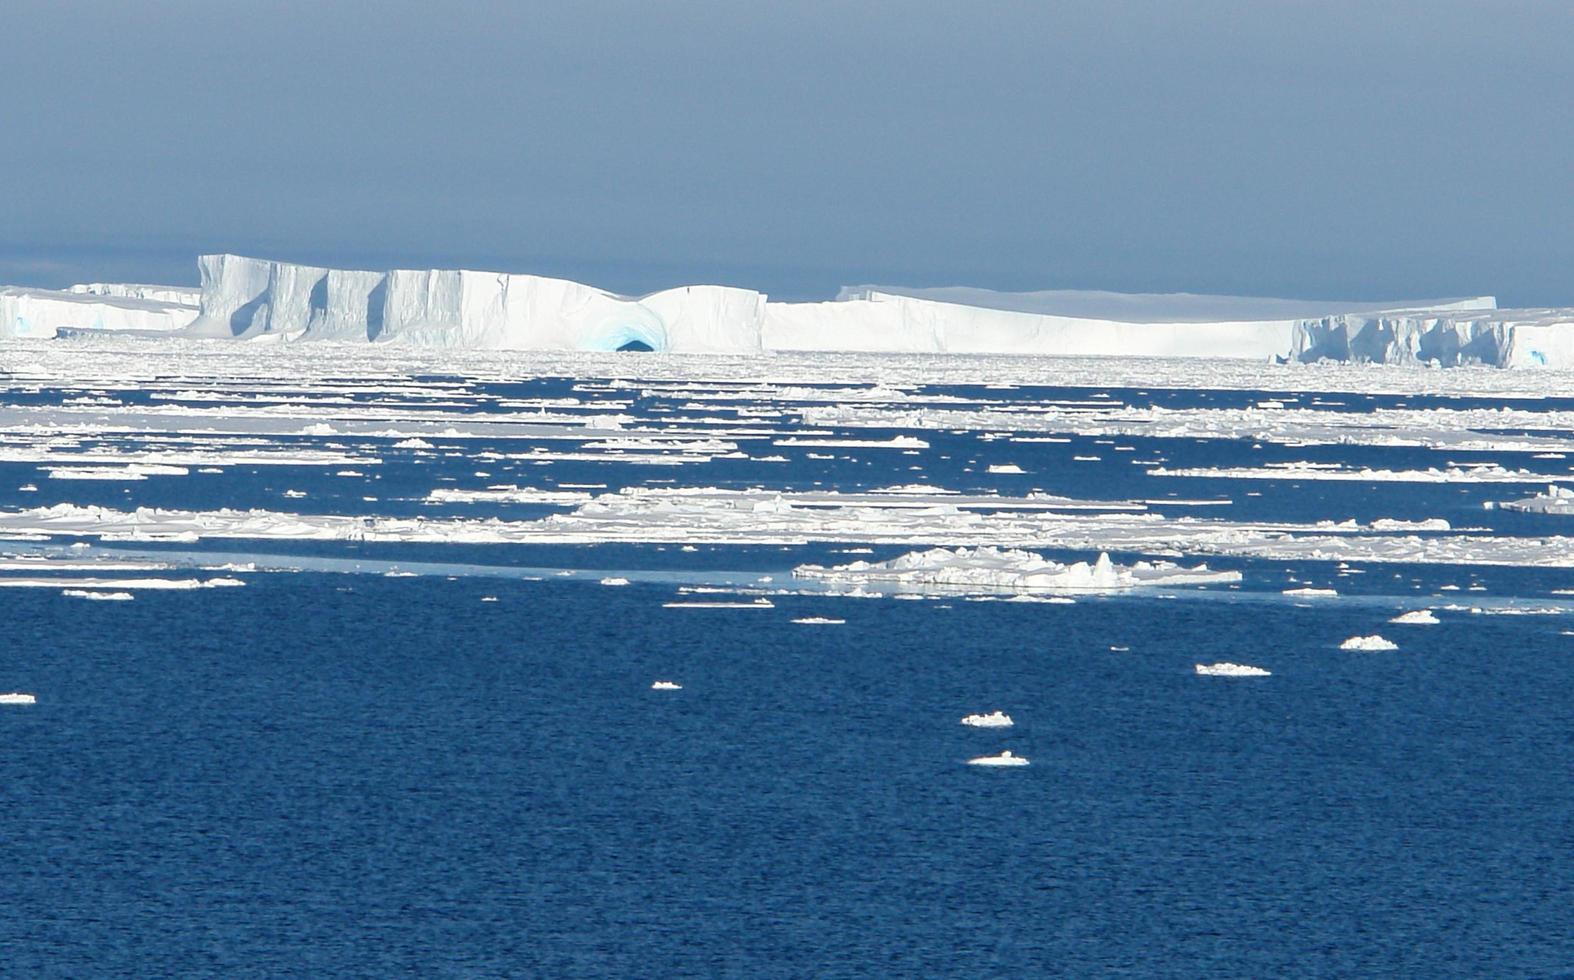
2 252 1569 367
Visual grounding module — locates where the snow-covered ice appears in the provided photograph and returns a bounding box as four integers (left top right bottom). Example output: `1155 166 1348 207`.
960 711 1014 728
1194 663 1271 677
794 547 1240 593
1340 635 1400 651
967 750 1029 767
1390 610 1440 625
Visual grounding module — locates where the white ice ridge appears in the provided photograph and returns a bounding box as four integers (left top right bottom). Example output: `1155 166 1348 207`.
793 547 1241 593
12 252 1570 365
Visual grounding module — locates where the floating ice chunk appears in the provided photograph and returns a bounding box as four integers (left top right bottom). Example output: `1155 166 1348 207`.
46 464 189 481
600 577 630 586
1195 662 1271 677
961 711 1014 728
791 616 845 624
967 750 1029 767
1370 518 1451 531
1340 634 1399 651
283 490 307 498
394 438 435 449
662 598 774 609
1491 485 1574 515
1283 587 1338 597
651 680 682 690
0 692 36 705
1390 609 1440 625
986 464 1025 474
795 546 1240 593
62 589 134 601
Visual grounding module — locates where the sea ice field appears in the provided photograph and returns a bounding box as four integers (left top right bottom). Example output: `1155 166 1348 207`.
3 337 1571 975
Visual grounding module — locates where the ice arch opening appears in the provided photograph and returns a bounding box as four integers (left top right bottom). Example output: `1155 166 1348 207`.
617 339 655 352
581 315 669 353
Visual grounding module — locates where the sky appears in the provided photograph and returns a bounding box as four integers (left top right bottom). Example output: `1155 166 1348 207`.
3 0 1572 304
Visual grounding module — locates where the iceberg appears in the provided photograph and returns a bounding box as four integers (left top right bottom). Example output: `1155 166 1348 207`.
0 692 37 705
650 680 682 691
10 252 1563 365
1 285 197 338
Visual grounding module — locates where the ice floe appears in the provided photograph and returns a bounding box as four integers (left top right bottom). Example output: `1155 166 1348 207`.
1194 662 1271 677
1389 609 1440 625
1489 485 1574 515
1340 635 1399 651
960 711 1014 728
0 692 37 705
967 750 1029 767
794 547 1240 593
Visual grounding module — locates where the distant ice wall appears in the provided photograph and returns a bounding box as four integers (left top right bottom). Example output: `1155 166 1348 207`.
180 255 767 353
68 282 202 306
7 252 1569 367
0 287 197 338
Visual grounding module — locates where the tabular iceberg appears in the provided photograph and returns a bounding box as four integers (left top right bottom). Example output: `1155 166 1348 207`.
4 252 1571 366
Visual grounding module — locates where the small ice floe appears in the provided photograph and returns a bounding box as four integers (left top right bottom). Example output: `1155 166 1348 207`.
62 589 134 601
961 711 1014 728
1340 634 1398 651
282 490 307 498
650 680 682 691
986 464 1025 474
662 598 774 609
0 692 36 705
1390 609 1440 625
480 596 499 603
967 750 1028 767
1283 587 1338 598
791 617 845 625
394 438 435 449
1194 662 1271 677
599 577 631 586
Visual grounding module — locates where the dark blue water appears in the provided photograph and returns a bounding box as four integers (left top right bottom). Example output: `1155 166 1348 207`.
3 373 1574 974
2 574 1571 975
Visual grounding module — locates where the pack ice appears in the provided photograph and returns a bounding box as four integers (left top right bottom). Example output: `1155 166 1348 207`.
6 253 1573 365
793 546 1240 593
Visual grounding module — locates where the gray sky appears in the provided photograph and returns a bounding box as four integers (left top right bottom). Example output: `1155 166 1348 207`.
4 0 1571 304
